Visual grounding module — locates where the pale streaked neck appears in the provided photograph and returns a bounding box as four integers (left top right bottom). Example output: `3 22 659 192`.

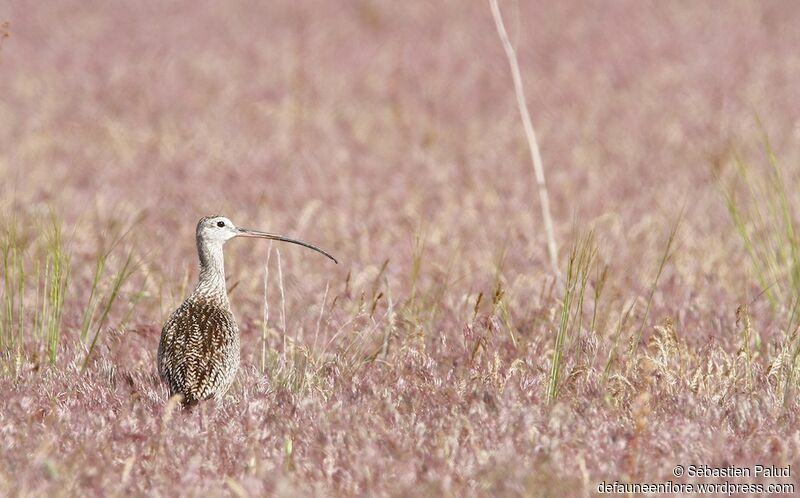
194 237 229 303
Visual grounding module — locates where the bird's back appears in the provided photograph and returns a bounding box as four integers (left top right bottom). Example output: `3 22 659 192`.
157 295 240 405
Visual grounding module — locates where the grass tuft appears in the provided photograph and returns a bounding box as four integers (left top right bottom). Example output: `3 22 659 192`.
718 132 800 403
547 230 598 402
0 208 140 372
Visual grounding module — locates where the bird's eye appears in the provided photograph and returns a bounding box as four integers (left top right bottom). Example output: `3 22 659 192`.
217 221 225 227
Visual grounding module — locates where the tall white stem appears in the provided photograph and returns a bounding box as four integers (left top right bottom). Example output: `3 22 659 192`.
490 0 559 275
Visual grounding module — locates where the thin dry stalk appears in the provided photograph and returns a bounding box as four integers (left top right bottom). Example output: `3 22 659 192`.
260 245 273 374
489 0 559 275
628 211 682 358
736 304 755 390
380 276 393 359
312 280 329 356
276 249 287 363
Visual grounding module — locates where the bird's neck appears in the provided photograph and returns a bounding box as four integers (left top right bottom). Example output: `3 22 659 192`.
194 239 229 304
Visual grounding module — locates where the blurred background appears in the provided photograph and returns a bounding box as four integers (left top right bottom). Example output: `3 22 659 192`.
3 1 800 289
3 1 800 295
2 1 800 495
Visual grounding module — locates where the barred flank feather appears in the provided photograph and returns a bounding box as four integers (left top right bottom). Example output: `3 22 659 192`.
158 297 240 405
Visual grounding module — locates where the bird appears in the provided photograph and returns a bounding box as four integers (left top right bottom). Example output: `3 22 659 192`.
157 215 337 407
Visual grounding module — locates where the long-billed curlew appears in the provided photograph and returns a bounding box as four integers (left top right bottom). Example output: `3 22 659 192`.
158 215 337 406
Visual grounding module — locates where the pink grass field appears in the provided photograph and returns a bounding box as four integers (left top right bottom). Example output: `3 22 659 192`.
2 1 800 496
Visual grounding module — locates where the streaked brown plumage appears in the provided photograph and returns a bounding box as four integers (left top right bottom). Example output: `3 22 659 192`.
158 297 240 405
158 215 337 407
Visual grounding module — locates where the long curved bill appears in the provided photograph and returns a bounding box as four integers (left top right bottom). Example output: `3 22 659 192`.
237 227 338 264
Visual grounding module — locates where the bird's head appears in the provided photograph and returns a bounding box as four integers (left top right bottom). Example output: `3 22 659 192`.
196 215 337 263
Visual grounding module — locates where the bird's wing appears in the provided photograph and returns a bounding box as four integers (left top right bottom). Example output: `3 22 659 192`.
157 299 239 403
